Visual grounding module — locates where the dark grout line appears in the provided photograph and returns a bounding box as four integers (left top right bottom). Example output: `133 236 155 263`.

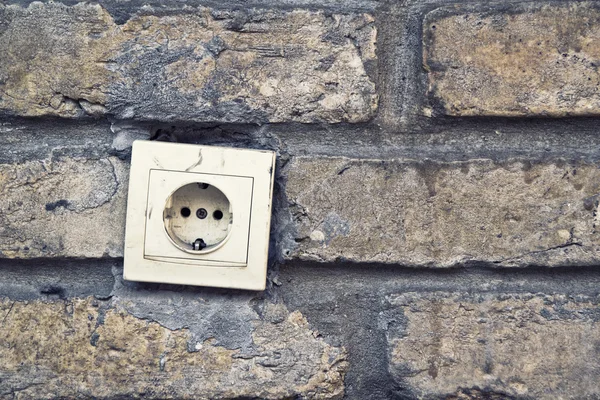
6 117 600 164
0 258 119 301
276 261 600 296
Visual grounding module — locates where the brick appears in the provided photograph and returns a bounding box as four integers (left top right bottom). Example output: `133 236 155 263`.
0 156 128 258
6 151 600 267
0 3 377 123
424 2 600 117
386 292 600 399
0 297 346 399
285 157 600 267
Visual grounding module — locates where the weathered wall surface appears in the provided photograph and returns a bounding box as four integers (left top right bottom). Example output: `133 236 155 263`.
0 3 376 123
1 0 600 399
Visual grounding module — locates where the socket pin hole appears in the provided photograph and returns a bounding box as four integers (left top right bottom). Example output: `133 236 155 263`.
193 238 207 250
196 208 208 219
198 183 209 189
180 207 191 218
213 210 224 220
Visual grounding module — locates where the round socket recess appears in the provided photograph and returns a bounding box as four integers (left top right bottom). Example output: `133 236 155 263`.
163 182 232 253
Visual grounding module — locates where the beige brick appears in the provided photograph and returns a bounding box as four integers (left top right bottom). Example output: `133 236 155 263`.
285 157 600 267
424 3 600 116
387 292 600 399
0 297 346 399
0 3 377 123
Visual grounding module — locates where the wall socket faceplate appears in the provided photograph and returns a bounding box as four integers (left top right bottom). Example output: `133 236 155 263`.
123 141 276 290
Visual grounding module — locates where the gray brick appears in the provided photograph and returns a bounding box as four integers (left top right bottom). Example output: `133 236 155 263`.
0 3 377 123
284 157 600 267
0 156 128 258
5 147 600 268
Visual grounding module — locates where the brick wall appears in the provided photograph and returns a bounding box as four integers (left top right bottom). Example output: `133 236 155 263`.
1 1 600 399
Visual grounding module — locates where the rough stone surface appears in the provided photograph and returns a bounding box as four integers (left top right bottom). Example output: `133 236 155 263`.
285 157 600 267
387 292 600 399
0 155 128 258
424 2 600 117
0 296 347 399
3 0 600 398
6 152 600 267
0 2 377 123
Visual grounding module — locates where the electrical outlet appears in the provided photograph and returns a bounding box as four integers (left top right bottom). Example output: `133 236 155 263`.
123 141 276 290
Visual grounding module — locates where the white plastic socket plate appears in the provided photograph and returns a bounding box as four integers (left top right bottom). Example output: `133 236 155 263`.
123 141 276 290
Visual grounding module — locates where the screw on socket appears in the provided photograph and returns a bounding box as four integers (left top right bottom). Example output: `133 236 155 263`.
196 208 207 219
193 238 207 250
